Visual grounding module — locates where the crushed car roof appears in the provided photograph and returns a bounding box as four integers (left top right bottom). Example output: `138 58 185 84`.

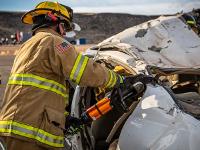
96 15 200 69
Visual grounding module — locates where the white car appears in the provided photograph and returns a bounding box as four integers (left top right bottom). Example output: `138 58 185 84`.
68 15 200 150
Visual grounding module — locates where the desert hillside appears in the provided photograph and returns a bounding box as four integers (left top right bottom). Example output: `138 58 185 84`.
0 11 158 43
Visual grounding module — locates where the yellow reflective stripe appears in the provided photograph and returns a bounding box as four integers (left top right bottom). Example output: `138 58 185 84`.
64 111 69 116
70 54 89 84
106 70 118 88
110 72 117 88
0 128 35 139
105 71 122 88
105 70 114 88
8 74 67 99
0 121 64 140
0 125 63 148
10 74 65 90
76 57 89 84
0 121 64 147
119 75 124 84
70 54 82 81
8 80 67 99
36 130 62 147
187 20 195 25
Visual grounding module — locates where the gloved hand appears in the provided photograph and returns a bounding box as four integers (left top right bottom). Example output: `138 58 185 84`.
109 75 147 113
122 74 157 90
65 115 83 135
121 75 145 95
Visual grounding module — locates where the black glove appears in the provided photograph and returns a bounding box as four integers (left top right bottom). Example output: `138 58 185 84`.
123 74 157 87
65 115 83 135
110 74 155 113
120 75 148 95
110 83 144 113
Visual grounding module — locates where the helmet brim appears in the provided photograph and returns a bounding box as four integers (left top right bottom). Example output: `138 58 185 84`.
21 8 71 25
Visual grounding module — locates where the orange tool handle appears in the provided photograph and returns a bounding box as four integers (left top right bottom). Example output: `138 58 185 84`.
86 97 113 120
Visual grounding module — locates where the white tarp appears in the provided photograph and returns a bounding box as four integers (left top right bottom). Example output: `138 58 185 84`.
99 16 200 69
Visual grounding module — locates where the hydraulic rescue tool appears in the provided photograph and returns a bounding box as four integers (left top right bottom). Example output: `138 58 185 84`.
65 75 156 135
81 81 145 123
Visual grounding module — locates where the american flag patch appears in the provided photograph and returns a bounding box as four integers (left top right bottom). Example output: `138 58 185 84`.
56 42 71 53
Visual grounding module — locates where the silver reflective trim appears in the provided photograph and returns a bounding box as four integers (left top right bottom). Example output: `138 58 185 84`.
0 124 63 145
72 55 85 82
36 131 63 145
9 76 66 94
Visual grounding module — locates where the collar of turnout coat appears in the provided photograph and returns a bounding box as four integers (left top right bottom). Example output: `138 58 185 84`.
35 27 63 38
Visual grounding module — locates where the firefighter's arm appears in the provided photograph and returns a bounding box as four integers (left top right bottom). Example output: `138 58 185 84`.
51 38 123 88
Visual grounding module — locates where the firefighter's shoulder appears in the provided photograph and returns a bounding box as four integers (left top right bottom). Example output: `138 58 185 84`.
53 36 75 54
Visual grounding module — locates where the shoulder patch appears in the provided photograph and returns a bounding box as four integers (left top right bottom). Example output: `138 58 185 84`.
56 42 72 53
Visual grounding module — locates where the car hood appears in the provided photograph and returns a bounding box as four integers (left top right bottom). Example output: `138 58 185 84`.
90 15 200 71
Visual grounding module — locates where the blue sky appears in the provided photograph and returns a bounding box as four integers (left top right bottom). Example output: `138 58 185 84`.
1 0 200 15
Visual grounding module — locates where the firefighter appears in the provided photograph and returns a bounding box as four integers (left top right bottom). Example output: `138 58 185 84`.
0 1 124 150
193 9 200 35
182 13 199 35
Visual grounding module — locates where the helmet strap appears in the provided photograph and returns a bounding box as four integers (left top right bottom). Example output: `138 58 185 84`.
31 13 70 36
46 12 58 22
57 23 66 36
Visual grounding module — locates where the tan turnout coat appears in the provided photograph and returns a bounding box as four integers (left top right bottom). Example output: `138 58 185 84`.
0 28 120 148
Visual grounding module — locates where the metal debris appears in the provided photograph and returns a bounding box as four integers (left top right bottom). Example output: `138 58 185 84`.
148 46 162 52
135 29 148 38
